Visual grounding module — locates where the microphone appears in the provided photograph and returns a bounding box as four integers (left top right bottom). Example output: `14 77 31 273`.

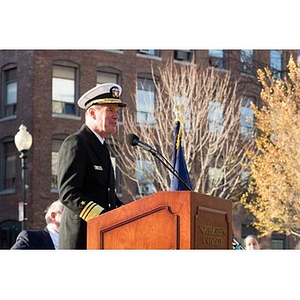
127 133 193 191
127 134 158 154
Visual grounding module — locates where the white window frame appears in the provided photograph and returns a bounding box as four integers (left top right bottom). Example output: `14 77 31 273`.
209 101 224 134
240 97 254 139
270 50 283 78
209 50 225 69
3 67 17 117
136 77 155 125
135 159 155 196
52 65 76 115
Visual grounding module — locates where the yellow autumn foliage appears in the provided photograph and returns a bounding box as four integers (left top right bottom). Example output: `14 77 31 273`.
241 56 300 237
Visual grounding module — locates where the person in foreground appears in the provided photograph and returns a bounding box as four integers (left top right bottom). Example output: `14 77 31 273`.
11 199 64 249
244 235 261 250
57 83 126 249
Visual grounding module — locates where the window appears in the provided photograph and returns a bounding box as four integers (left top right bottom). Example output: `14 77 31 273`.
271 233 285 249
270 50 283 78
208 167 223 190
240 97 254 139
174 50 193 62
0 141 17 191
209 101 223 134
136 159 155 196
240 50 253 73
137 77 155 125
51 138 64 190
97 71 119 85
208 154 224 192
2 67 17 117
52 65 76 115
137 50 160 56
241 170 250 190
271 238 285 249
209 50 225 69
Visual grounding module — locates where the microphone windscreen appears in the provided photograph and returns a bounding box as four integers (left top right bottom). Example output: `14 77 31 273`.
127 133 139 146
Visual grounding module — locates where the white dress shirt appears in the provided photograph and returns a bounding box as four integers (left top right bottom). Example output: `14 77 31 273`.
47 224 59 249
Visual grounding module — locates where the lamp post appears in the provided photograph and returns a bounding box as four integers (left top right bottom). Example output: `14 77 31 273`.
14 124 32 230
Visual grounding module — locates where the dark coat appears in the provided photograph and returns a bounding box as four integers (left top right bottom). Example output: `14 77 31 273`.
10 227 55 249
57 124 122 249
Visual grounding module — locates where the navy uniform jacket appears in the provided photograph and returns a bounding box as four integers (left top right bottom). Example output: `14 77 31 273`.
11 227 55 249
57 124 123 249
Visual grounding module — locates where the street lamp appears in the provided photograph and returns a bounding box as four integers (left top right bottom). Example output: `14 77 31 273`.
14 124 32 230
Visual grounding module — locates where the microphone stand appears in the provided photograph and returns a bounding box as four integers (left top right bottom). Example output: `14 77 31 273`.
147 148 193 192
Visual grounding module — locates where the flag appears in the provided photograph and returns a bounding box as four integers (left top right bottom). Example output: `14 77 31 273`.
170 119 192 191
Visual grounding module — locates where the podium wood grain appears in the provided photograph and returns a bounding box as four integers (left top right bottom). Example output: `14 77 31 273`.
87 191 232 249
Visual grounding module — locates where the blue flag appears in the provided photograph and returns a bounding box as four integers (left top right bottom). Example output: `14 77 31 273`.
170 119 192 191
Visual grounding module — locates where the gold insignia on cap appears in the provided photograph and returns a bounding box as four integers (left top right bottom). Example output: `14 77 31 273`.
111 86 120 98
78 83 126 109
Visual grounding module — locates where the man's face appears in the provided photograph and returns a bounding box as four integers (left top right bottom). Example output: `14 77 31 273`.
93 104 120 137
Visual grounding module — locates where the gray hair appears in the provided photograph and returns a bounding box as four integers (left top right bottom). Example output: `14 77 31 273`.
244 235 261 246
45 199 64 224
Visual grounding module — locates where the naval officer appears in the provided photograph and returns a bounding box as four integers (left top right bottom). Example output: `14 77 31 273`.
57 83 126 249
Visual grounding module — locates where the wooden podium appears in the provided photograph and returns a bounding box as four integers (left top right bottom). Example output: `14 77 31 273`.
87 191 232 249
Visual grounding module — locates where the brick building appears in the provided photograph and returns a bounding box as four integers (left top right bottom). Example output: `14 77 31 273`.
0 49 298 249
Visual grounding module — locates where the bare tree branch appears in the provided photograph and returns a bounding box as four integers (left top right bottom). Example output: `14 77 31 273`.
112 60 256 203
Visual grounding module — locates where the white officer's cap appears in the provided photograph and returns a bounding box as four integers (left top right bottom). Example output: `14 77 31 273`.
78 83 126 109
